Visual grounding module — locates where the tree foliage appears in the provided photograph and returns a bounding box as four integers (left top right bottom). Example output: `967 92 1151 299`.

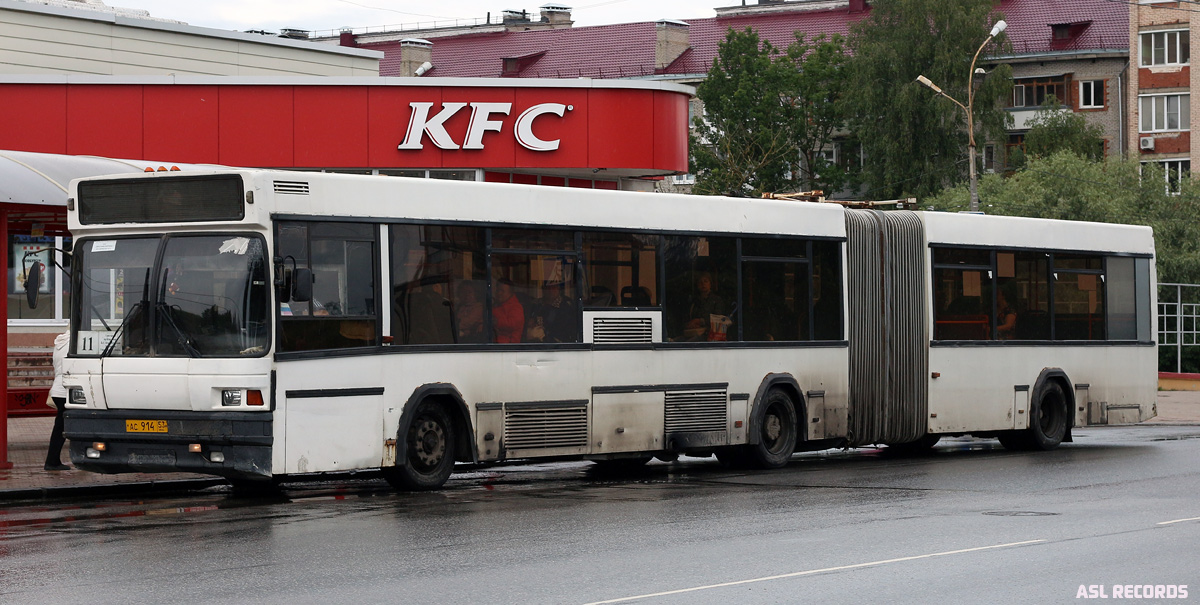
691 28 850 197
925 152 1200 283
787 33 853 195
1019 96 1106 163
845 0 1012 199
691 28 797 196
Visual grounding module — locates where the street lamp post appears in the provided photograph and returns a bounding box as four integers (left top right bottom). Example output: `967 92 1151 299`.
917 19 1006 213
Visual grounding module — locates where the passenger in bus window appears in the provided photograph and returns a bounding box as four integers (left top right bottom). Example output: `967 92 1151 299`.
492 279 525 343
684 272 728 341
534 281 576 343
406 282 453 344
997 285 1018 340
455 282 485 343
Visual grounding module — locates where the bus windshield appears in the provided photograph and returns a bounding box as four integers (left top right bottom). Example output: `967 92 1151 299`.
73 234 270 357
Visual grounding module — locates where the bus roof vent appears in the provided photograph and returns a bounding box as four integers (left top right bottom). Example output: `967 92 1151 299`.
273 180 311 195
584 310 661 344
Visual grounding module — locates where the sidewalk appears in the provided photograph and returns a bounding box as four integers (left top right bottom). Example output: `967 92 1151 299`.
1 415 222 500
3 391 1199 500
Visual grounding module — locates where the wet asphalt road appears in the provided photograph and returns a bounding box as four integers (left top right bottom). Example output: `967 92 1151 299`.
2 425 1198 604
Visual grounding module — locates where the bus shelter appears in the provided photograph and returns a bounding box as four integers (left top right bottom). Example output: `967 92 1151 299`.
0 150 222 467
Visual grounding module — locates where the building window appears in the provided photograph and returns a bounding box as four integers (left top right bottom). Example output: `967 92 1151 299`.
981 145 996 173
1140 30 1190 67
376 169 480 181
1010 76 1066 108
834 140 863 170
1139 94 1190 132
1143 159 1191 194
1079 80 1105 109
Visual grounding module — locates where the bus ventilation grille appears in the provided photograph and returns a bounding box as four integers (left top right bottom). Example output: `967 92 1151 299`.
273 181 311 195
664 389 727 433
504 405 588 450
592 317 654 344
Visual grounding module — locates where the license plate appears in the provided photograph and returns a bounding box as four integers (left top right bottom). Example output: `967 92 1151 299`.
126 419 168 433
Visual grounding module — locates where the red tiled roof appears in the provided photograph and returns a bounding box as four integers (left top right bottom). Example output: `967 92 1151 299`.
368 0 1127 79
1000 0 1127 56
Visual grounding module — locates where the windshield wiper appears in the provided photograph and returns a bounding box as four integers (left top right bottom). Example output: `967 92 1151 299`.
100 300 144 357
156 302 201 358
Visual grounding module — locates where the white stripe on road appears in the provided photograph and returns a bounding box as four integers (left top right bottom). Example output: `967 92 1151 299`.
1157 516 1200 525
583 539 1047 605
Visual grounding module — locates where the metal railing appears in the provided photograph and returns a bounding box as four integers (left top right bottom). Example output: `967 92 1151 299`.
1158 283 1200 373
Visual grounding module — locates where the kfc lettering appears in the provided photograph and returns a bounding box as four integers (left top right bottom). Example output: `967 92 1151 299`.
398 102 573 152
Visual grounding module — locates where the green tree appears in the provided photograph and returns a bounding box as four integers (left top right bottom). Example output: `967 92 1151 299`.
1020 96 1106 163
926 152 1200 283
690 28 850 197
691 28 801 196
786 33 853 195
845 0 1012 199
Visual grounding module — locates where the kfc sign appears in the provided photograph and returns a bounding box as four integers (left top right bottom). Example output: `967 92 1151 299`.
398 102 572 152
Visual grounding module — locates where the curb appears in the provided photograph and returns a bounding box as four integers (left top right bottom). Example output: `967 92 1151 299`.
0 478 226 502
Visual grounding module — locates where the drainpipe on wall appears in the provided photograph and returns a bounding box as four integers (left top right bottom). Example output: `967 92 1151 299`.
1118 59 1129 158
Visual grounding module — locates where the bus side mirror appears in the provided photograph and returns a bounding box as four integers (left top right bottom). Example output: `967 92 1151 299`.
24 262 42 309
291 267 313 302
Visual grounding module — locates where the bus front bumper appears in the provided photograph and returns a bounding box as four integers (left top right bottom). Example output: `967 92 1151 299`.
63 409 273 481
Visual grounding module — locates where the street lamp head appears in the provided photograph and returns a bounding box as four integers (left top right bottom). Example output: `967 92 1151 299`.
916 75 942 94
989 20 1007 38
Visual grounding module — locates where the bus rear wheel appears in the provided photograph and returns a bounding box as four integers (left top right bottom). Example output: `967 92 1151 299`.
384 401 456 491
747 389 798 469
1028 382 1068 450
999 381 1068 452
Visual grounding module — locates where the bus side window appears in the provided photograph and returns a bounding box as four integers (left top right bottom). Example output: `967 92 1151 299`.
389 224 486 345
278 221 378 351
664 236 737 342
1105 256 1138 341
1053 253 1105 340
582 232 658 309
812 240 843 341
490 228 579 344
932 247 992 341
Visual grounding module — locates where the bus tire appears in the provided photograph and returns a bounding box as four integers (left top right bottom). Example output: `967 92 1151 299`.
748 388 798 469
715 447 749 468
997 431 1029 451
385 400 456 491
591 457 652 474
1028 381 1068 451
886 433 940 455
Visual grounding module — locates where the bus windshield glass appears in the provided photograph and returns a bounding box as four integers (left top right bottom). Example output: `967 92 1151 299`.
73 234 270 357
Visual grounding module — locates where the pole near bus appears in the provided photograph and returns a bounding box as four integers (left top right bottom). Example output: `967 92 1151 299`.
0 208 12 470
916 19 1007 213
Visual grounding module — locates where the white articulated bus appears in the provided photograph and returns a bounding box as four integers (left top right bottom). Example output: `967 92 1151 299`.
55 170 1158 489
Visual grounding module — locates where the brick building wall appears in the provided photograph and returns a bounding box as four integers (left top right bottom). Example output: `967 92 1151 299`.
1128 2 1195 171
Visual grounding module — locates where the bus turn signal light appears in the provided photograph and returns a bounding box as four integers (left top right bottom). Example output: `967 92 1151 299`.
247 390 264 406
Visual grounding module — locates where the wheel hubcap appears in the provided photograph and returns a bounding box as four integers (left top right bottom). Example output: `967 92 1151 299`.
412 417 446 468
764 413 782 444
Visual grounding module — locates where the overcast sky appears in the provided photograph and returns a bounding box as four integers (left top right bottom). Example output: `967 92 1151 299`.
109 0 720 36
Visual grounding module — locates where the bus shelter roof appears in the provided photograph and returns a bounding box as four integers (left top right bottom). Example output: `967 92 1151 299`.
0 149 227 207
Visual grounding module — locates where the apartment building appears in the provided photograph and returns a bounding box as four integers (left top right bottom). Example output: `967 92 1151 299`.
1128 1 1195 191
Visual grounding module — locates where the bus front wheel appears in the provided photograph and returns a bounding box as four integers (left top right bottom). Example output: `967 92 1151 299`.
747 388 798 469
385 401 456 491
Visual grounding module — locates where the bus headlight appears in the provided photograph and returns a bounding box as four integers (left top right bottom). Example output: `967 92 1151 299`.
221 390 243 406
68 387 87 405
